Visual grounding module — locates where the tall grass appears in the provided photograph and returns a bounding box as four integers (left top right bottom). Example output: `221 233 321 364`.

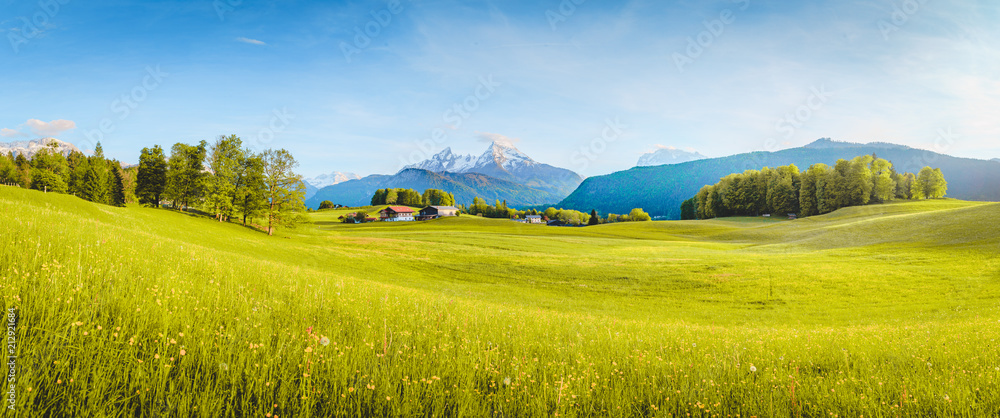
2 186 999 416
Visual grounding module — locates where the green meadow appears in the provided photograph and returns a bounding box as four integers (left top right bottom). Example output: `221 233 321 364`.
3 186 1000 417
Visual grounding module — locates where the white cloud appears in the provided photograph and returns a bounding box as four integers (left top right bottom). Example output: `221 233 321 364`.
22 119 77 137
236 37 267 46
655 144 677 150
476 132 520 145
0 128 25 138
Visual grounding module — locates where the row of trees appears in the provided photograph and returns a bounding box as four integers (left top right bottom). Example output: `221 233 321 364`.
455 198 651 226
370 188 456 207
603 208 652 223
133 135 306 235
683 155 948 220
0 142 131 206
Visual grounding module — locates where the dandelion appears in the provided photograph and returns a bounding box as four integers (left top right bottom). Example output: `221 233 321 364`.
320 336 330 346
180 349 186 356
305 346 313 353
219 363 229 372
154 354 160 360
503 377 511 386
750 365 757 373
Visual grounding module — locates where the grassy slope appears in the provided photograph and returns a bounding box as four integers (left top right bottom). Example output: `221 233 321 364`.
3 187 999 417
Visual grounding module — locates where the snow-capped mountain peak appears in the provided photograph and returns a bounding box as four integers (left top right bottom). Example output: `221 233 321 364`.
405 147 477 172
636 147 707 167
0 137 82 158
476 141 535 170
305 171 361 189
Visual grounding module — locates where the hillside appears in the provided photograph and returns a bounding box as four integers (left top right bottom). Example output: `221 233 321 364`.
559 138 1000 219
304 168 556 208
5 186 1000 416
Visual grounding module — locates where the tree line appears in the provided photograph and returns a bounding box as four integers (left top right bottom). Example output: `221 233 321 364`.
370 188 456 207
135 135 306 235
681 154 948 220
0 142 130 206
456 197 651 226
0 136 307 236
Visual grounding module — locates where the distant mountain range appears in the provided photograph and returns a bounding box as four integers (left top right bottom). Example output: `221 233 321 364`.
303 171 361 199
559 138 1000 220
0 138 81 158
305 168 554 208
305 141 583 209
636 147 707 167
404 141 583 198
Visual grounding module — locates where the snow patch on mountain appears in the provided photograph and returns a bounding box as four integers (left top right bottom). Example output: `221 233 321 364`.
0 137 81 158
636 146 707 167
305 171 362 189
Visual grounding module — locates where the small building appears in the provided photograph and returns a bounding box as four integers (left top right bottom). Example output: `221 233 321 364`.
525 215 543 224
787 213 798 220
417 206 459 221
379 206 415 222
546 219 566 227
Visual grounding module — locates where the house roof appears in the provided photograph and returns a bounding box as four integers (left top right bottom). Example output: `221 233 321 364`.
526 215 542 218
380 206 414 214
428 206 459 210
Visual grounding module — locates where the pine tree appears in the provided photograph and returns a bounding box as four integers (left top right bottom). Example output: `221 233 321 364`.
81 164 101 202
136 145 168 207
588 209 600 225
110 164 126 207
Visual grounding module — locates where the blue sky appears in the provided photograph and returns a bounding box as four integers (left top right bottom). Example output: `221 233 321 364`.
1 0 998 178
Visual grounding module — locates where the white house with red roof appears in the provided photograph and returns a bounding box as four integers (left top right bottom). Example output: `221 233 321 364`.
378 206 415 222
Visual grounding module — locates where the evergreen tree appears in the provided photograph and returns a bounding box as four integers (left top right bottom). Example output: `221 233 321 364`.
680 198 697 220
588 209 600 225
81 164 102 202
88 142 110 203
371 189 388 205
110 164 126 207
67 151 90 196
136 145 167 207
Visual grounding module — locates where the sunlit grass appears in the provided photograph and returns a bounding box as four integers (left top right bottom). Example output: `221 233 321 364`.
3 186 999 416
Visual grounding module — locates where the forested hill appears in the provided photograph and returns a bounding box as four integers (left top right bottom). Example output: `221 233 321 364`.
304 168 555 209
558 139 1000 219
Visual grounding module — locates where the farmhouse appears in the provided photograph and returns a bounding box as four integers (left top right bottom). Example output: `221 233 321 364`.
417 206 459 220
525 215 542 224
379 206 415 222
